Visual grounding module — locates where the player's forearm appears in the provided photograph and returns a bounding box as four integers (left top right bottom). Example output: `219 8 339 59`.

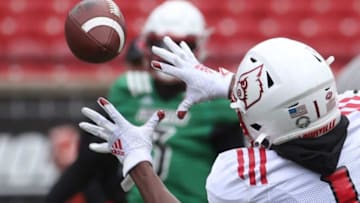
130 162 181 203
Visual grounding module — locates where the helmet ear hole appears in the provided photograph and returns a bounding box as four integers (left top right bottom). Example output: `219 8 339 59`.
250 57 257 63
250 123 262 131
266 71 274 88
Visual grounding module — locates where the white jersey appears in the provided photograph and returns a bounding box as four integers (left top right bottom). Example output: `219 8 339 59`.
206 91 360 203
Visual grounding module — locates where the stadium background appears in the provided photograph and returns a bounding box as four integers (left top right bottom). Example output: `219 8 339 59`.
0 0 359 202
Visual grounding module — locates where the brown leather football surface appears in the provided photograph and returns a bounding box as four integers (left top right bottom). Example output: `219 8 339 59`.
64 0 126 63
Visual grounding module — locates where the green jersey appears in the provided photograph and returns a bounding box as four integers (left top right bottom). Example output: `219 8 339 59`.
108 71 241 203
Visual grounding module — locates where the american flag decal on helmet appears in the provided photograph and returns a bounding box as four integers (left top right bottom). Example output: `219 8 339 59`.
288 104 308 118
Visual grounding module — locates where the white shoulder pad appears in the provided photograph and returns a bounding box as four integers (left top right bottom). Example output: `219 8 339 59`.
126 70 152 96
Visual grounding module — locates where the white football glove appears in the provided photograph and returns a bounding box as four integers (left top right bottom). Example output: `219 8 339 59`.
151 36 234 119
79 97 164 191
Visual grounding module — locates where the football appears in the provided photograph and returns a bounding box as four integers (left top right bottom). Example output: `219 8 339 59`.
64 0 126 63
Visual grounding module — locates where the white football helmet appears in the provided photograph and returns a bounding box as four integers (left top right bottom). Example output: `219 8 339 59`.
142 0 211 83
142 0 208 37
230 38 341 147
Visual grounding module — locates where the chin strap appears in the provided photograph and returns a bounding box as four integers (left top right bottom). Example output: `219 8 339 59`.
254 133 271 149
230 101 246 114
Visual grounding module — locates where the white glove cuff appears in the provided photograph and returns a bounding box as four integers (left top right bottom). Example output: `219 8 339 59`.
122 149 153 177
121 175 134 192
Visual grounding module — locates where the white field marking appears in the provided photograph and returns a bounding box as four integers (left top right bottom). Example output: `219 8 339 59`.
81 17 125 53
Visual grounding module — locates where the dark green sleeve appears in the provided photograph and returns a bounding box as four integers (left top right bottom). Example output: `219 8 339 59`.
108 75 128 106
107 74 140 124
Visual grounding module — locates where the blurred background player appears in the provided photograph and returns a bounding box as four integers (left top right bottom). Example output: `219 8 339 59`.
108 0 244 202
49 124 79 174
48 124 87 203
45 123 126 203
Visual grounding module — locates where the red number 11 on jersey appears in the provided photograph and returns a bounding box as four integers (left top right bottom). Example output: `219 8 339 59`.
322 166 359 203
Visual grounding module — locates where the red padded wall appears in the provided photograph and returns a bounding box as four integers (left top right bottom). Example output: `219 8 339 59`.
0 0 359 84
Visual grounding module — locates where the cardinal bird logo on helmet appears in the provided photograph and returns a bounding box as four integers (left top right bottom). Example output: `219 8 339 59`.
236 65 264 110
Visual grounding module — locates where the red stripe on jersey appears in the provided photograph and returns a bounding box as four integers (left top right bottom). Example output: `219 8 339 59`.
237 149 245 179
248 148 256 185
339 93 360 115
259 148 268 184
339 95 360 104
340 106 360 114
339 104 360 115
340 103 360 109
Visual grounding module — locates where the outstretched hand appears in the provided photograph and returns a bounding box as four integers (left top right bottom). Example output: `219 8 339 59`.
151 36 234 119
79 97 165 177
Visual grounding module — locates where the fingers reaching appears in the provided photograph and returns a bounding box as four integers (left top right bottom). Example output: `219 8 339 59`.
80 97 158 171
97 97 129 128
177 111 187 120
151 61 181 78
179 41 193 56
152 45 178 65
79 122 109 141
81 107 115 131
163 36 185 57
144 110 165 130
89 143 110 153
176 98 194 119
